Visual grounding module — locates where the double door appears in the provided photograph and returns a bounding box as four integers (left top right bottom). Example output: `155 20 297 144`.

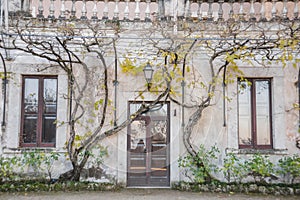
127 103 170 187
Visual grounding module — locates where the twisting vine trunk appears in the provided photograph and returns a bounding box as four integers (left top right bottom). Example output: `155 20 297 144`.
297 67 300 149
181 41 229 182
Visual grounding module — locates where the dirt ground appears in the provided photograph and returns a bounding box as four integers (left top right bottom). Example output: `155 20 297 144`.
0 189 299 200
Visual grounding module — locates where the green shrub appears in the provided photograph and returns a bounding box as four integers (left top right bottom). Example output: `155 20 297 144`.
0 156 20 182
89 145 108 168
277 154 300 184
244 154 275 183
43 151 60 180
21 150 60 180
178 145 220 183
222 153 247 183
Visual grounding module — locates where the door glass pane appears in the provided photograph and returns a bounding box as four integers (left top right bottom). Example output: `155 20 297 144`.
130 103 142 115
130 120 146 152
150 118 168 176
23 79 39 143
238 81 252 146
42 79 57 143
255 80 271 145
129 120 147 176
129 103 167 116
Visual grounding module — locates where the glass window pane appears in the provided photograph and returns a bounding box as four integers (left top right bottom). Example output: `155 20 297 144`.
23 114 37 143
42 114 56 143
42 78 57 143
255 80 271 145
238 81 252 146
24 79 39 113
44 79 57 113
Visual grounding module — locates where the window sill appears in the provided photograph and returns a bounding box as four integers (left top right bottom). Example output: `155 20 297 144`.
2 147 67 154
225 148 288 155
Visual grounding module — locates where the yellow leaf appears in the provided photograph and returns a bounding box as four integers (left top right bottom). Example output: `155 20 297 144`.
186 66 190 73
75 135 82 141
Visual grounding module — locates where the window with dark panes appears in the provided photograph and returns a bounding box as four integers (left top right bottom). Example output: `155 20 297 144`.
238 78 272 149
21 76 57 147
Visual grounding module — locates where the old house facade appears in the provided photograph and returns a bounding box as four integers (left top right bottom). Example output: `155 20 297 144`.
0 0 299 187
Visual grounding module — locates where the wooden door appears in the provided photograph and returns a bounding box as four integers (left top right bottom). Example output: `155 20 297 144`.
127 103 170 187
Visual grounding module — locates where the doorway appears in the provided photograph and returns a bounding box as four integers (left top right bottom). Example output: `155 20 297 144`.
127 102 170 187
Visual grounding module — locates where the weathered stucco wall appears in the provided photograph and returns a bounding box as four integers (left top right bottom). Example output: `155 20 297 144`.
0 16 299 185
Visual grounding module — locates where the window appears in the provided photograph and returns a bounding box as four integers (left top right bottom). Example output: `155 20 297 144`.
20 76 57 147
238 78 272 149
